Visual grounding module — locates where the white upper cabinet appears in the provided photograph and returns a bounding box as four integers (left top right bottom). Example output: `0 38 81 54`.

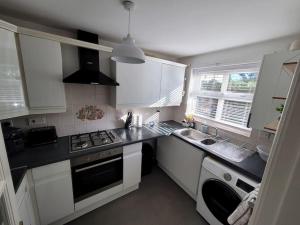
250 50 300 131
112 57 186 108
18 34 66 114
158 64 185 107
114 59 162 107
0 28 27 120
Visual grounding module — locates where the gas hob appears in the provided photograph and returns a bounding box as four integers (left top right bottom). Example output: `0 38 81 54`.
70 130 122 153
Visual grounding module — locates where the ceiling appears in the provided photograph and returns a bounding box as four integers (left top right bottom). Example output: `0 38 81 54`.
0 0 300 58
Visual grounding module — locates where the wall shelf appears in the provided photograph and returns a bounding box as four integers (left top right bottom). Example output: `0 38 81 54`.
264 119 279 133
272 96 286 100
282 62 298 76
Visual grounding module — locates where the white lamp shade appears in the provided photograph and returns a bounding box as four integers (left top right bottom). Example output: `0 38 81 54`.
112 34 145 64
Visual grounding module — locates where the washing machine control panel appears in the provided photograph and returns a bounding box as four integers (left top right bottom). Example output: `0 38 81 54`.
236 179 255 193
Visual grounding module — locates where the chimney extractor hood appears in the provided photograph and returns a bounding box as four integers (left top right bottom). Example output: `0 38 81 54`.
63 30 119 86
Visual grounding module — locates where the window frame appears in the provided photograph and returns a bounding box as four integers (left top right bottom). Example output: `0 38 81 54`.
187 63 260 135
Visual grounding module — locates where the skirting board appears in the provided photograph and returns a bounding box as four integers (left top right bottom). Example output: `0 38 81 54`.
157 163 197 200
50 184 139 225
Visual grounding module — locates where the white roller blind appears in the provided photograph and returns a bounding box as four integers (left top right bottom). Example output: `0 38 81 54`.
193 97 218 119
221 100 252 126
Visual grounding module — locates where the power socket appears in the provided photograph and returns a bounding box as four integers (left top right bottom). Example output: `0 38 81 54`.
28 116 47 127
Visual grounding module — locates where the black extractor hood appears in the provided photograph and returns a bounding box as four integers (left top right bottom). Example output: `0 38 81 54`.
63 30 119 86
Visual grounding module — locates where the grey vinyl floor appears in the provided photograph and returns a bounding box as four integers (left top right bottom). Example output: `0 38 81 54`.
66 167 209 225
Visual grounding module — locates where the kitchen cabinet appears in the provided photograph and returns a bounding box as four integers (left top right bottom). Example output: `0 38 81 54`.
159 64 185 106
249 50 300 132
16 173 36 225
32 160 74 225
0 28 27 120
123 143 142 189
157 136 205 200
113 59 162 107
18 34 66 114
111 57 186 108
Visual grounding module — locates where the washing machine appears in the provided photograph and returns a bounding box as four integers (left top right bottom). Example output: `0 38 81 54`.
197 157 258 225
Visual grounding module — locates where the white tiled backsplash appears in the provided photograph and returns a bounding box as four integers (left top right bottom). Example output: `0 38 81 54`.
11 83 176 137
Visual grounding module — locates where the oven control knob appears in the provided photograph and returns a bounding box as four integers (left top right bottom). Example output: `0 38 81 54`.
224 173 232 181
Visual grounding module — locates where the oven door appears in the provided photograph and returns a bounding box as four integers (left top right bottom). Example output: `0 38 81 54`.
71 154 123 202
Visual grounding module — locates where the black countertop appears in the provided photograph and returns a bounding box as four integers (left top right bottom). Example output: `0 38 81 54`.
8 126 162 170
11 166 27 192
8 120 266 191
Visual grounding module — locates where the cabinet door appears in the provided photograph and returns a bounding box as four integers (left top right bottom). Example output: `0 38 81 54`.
18 195 31 225
0 28 27 119
250 50 300 130
18 34 66 114
115 59 161 107
157 136 205 199
159 64 185 106
123 143 142 189
33 161 74 225
25 191 36 225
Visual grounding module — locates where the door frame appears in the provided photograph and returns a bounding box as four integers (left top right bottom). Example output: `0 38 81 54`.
249 61 300 224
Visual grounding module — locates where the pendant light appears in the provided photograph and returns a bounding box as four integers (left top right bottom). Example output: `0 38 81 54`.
111 0 145 64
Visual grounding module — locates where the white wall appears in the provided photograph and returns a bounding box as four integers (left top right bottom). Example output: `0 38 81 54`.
180 34 300 67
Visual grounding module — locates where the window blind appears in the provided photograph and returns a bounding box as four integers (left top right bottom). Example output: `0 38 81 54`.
221 100 251 126
193 97 218 119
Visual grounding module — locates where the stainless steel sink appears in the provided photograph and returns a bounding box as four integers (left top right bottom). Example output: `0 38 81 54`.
201 138 216 145
174 128 256 162
178 129 208 141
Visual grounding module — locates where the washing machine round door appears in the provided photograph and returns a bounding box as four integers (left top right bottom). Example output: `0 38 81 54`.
202 179 241 225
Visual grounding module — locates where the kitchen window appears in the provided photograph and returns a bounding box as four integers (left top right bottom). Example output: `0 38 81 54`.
187 63 260 132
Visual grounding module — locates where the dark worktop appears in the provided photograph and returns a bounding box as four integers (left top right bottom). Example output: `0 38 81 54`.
173 134 266 182
8 126 162 170
148 121 266 182
8 120 266 191
11 166 27 192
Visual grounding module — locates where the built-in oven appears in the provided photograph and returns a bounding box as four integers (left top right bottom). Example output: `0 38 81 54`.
71 147 123 202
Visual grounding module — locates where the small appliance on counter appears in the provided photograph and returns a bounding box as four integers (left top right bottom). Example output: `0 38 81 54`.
1 122 25 155
133 114 143 128
26 126 58 147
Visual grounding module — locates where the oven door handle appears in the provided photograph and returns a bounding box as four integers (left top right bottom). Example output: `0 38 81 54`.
74 157 122 173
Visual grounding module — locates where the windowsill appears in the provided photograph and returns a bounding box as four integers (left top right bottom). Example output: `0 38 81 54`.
193 115 252 137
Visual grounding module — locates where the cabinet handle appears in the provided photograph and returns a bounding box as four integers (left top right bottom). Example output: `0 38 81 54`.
247 113 252 128
74 157 122 173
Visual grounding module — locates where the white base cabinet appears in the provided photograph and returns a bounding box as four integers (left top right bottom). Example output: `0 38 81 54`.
32 160 74 225
123 143 142 190
16 173 37 225
157 136 205 200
